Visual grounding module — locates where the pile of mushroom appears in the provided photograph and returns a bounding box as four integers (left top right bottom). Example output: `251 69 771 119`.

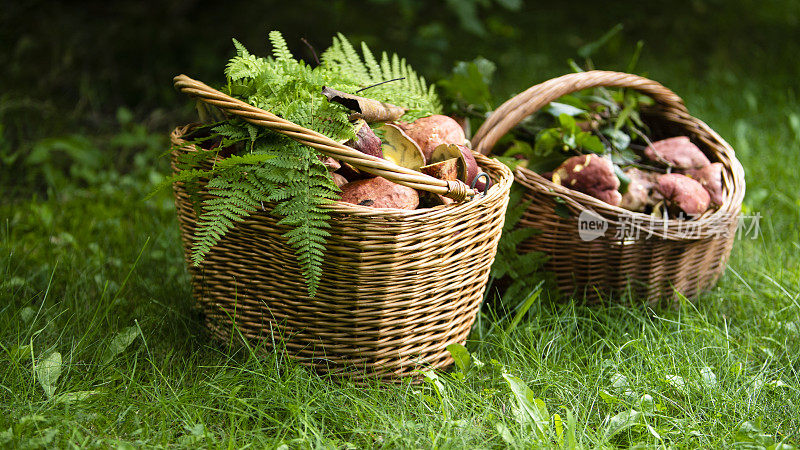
548 136 724 218
328 115 480 209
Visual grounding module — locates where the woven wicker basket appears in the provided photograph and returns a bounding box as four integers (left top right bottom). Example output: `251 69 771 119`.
472 71 745 303
170 75 512 380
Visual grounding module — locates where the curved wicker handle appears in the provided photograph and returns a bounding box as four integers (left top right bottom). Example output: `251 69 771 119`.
174 75 477 201
472 70 689 155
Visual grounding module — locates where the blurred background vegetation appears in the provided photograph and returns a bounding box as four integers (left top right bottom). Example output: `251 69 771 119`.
2 0 798 196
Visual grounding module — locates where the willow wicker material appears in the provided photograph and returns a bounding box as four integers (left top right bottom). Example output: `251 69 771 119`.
170 78 513 380
473 71 745 303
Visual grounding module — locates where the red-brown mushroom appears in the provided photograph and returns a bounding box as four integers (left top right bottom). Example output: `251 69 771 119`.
331 172 349 188
656 173 711 217
339 176 419 209
684 162 724 206
395 115 468 162
320 155 341 172
429 143 480 188
348 120 383 159
644 136 711 169
418 158 461 206
552 154 622 206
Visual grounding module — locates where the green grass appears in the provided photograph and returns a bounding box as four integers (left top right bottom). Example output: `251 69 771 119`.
3 21 800 449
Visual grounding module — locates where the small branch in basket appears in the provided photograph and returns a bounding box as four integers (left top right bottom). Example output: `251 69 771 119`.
355 77 405 93
321 86 407 122
301 38 319 66
624 162 668 173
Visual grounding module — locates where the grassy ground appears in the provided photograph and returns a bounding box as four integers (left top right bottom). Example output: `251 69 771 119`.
3 5 800 448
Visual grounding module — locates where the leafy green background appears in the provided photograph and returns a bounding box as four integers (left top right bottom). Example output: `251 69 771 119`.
4 0 798 187
2 0 799 447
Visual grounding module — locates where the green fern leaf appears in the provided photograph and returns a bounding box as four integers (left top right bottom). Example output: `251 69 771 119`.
232 38 251 58
214 153 277 169
190 172 269 265
269 30 294 62
361 42 383 83
212 123 249 139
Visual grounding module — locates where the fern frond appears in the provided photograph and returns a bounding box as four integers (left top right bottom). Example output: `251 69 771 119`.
312 107 355 142
225 55 267 81
269 30 293 62
321 34 370 85
319 36 441 118
379 51 393 85
212 123 249 139
338 33 370 83
361 42 383 83
391 54 402 81
214 153 277 170
232 38 251 58
191 172 269 265
245 124 259 143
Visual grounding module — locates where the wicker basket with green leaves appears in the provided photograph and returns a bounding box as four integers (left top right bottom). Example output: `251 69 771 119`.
473 71 745 303
164 33 512 380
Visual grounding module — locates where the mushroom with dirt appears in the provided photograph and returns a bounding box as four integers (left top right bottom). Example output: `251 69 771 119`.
644 136 711 169
620 167 661 212
339 176 419 209
552 154 622 206
395 115 468 162
684 162 724 207
656 173 711 217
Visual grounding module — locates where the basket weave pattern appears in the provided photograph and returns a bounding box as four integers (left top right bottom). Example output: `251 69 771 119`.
169 76 512 379
473 71 745 303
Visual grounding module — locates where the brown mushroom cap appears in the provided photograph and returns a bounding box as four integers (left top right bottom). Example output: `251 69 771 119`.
620 168 661 212
339 176 419 209
593 189 623 206
552 154 621 206
396 115 468 162
380 123 426 171
644 136 711 169
320 155 341 172
349 121 383 159
419 158 460 206
331 172 349 188
420 158 460 181
429 143 481 188
656 173 711 217
684 162 724 206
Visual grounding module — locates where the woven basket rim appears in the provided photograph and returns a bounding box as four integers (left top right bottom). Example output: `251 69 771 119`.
171 124 515 219
472 70 746 241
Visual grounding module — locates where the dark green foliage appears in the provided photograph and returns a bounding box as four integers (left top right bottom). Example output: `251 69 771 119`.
494 44 656 185
488 185 548 306
175 119 338 296
438 57 497 118
189 169 271 266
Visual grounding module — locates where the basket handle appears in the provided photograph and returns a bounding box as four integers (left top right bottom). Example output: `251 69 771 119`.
472 70 690 155
173 75 477 201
